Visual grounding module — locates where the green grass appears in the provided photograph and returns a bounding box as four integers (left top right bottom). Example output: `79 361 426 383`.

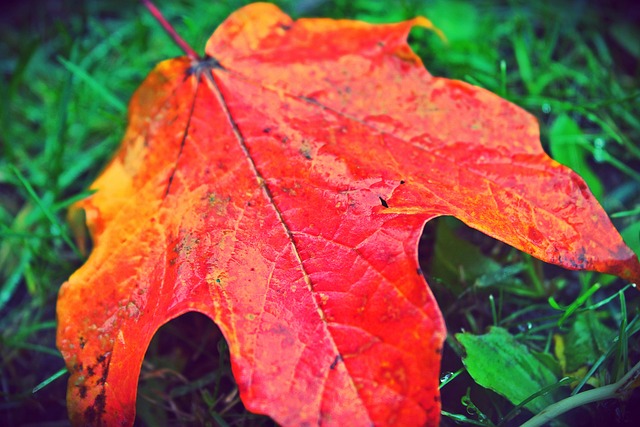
1 0 639 425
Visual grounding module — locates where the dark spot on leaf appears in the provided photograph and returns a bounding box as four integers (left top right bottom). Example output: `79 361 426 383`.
95 391 106 410
300 146 312 160
301 96 319 105
216 160 228 171
400 180 405 184
78 385 87 399
186 55 224 78
330 354 343 370
263 127 272 133
279 23 292 31
377 41 385 47
97 364 109 385
434 395 440 402
435 346 442 355
565 248 587 270
577 251 587 266
379 197 389 208
74 363 83 373
87 366 95 377
84 390 107 423
79 336 86 349
417 267 423 276
84 406 97 423
573 177 590 198
96 354 106 364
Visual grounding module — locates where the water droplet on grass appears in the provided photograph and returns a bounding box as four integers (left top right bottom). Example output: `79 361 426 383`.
440 372 453 383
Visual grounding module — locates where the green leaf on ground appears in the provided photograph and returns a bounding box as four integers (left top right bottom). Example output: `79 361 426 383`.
430 219 526 296
562 311 614 373
621 221 640 259
549 114 604 200
430 219 501 295
456 326 560 413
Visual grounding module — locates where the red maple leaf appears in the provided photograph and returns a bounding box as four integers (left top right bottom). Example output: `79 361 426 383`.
56 3 640 426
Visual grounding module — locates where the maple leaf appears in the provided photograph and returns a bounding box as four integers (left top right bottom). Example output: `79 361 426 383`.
56 3 640 426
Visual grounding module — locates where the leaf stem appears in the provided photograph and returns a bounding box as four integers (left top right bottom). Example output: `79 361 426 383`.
141 0 199 60
520 360 640 427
